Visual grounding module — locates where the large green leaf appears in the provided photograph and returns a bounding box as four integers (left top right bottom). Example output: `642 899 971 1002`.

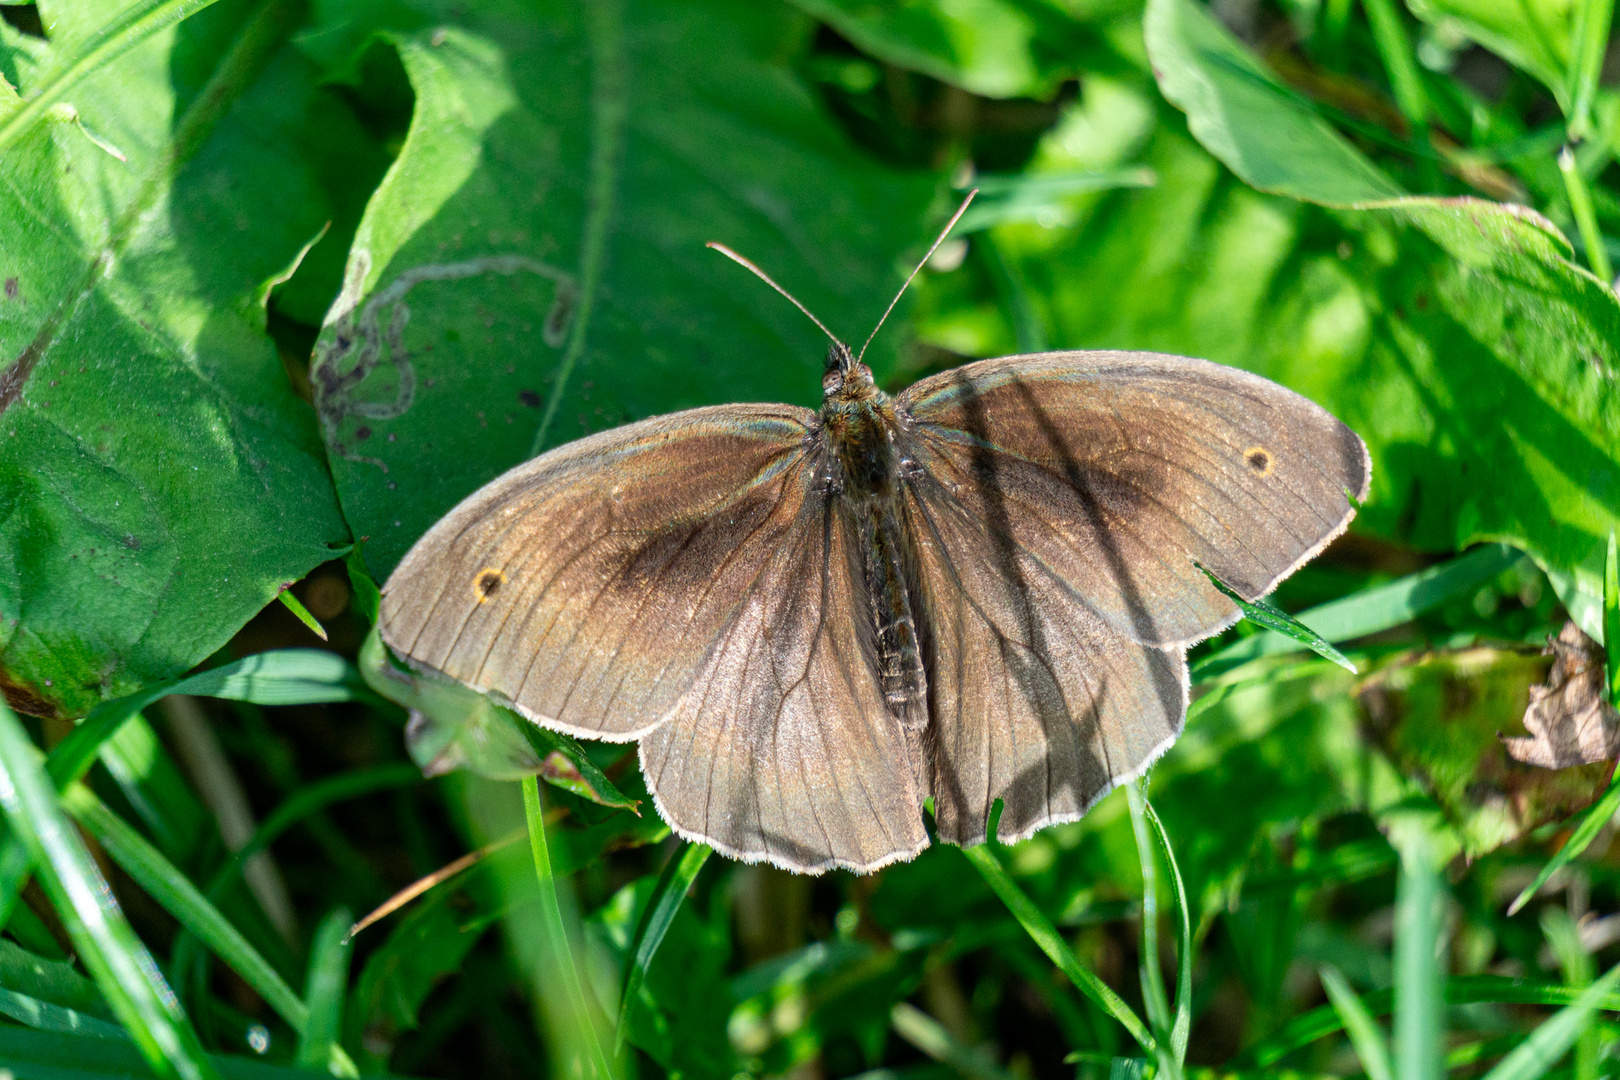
0 0 353 719
783 0 1103 99
1406 0 1575 108
1111 0 1620 637
304 0 939 577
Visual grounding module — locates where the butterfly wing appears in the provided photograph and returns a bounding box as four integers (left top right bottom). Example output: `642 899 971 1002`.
898 351 1369 843
639 496 929 873
380 404 820 739
382 403 927 871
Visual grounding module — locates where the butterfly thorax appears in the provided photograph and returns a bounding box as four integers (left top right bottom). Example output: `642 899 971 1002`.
819 344 929 728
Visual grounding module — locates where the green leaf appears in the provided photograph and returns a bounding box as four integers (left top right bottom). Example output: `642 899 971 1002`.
1139 792 1192 1064
1406 0 1575 109
1203 571 1356 673
1139 0 1620 641
360 628 637 809
58 782 308 1036
0 0 353 720
305 0 937 579
1196 544 1522 676
783 0 1092 99
615 841 711 1050
295 908 356 1077
1320 966 1393 1080
1479 961 1620 1080
960 843 1156 1054
0 698 218 1080
1144 0 1403 204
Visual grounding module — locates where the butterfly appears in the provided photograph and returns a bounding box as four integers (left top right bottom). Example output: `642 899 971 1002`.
378 196 1370 874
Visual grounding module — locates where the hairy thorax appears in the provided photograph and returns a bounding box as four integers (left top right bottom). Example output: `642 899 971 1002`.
817 347 928 727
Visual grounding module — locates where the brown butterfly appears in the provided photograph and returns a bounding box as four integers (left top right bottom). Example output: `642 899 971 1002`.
379 197 1370 874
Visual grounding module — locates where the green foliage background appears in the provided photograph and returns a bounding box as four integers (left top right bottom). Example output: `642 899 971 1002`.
1 0 1620 1076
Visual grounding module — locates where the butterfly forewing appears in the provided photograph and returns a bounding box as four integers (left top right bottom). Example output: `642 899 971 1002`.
899 352 1372 649
379 405 817 739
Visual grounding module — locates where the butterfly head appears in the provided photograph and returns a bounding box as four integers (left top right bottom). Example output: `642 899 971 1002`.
823 341 875 401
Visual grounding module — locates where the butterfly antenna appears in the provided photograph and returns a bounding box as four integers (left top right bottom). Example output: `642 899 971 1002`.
856 188 978 364
706 242 844 348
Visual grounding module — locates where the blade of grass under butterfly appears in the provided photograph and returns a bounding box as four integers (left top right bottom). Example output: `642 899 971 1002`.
1124 783 1178 1080
1393 830 1445 1080
1539 908 1599 1080
1203 572 1356 672
889 1001 1017 1080
1319 966 1393 1080
1508 771 1620 915
1604 531 1618 707
961 844 1156 1053
57 783 307 1034
0 700 218 1080
1241 974 1620 1064
295 908 355 1076
1478 960 1620 1080
1138 793 1192 1063
521 775 617 1080
0 986 128 1040
1196 544 1520 677
276 589 328 641
0 650 371 928
615 840 711 1050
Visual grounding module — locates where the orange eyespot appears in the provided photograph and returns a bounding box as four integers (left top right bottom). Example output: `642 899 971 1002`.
473 568 506 603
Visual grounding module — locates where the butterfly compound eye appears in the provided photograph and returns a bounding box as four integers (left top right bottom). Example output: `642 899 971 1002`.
823 344 849 394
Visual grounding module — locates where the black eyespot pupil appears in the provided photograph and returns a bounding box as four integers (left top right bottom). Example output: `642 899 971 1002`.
1248 450 1269 471
477 572 502 596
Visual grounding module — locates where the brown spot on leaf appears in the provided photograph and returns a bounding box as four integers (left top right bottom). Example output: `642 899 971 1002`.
519 389 542 408
4 278 16 300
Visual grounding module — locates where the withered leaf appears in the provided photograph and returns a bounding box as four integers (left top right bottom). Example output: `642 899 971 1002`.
1501 622 1620 769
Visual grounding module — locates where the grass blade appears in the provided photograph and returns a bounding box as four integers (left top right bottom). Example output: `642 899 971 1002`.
1124 782 1180 1079
1568 0 1616 139
0 699 218 1080
615 840 711 1049
521 775 617 1079
296 908 356 1077
276 589 328 641
1559 146 1613 282
1320 966 1393 1080
1392 830 1444 1080
1203 573 1356 672
0 985 128 1040
1137 793 1192 1063
961 844 1156 1053
1479 960 1620 1080
1508 770 1620 915
890 1001 1016 1080
1604 530 1618 707
58 782 307 1034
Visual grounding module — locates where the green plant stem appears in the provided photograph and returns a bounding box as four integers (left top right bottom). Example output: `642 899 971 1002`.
1560 146 1614 283
1392 830 1444 1080
522 775 616 1079
1568 0 1616 140
1125 783 1179 1080
1359 0 1434 188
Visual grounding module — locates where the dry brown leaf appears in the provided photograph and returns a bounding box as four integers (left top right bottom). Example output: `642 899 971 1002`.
1501 621 1620 769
